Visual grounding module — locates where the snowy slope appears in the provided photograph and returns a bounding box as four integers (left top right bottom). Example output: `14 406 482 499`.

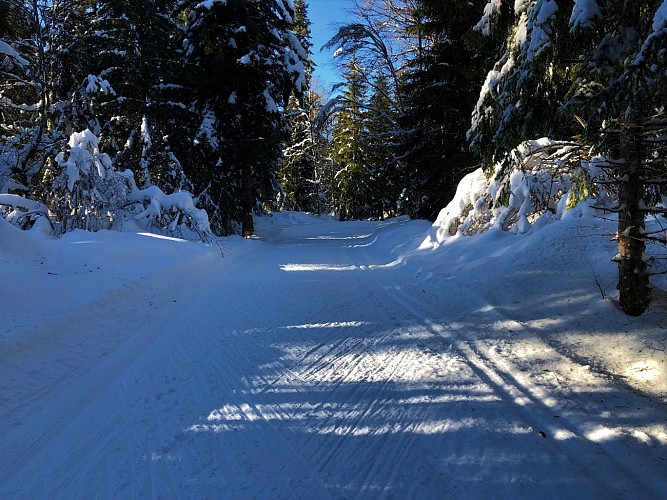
1 211 666 497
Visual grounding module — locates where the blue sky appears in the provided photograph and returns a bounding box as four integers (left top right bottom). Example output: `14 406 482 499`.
307 0 353 92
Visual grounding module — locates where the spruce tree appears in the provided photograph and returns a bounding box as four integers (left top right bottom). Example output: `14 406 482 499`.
363 72 402 219
72 1 188 186
468 0 575 167
324 1 415 220
331 58 369 220
279 0 320 213
0 0 51 194
469 0 667 315
562 0 667 315
402 0 492 219
177 0 307 235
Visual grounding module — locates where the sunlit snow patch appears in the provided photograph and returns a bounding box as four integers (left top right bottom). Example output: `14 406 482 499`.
280 263 358 272
305 234 371 240
585 425 618 443
283 321 371 330
624 360 662 382
137 232 186 242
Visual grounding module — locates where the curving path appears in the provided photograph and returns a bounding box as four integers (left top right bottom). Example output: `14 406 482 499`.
1 217 665 498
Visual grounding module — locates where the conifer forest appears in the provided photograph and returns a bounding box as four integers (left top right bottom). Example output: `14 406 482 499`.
1 0 667 316
2 3 667 496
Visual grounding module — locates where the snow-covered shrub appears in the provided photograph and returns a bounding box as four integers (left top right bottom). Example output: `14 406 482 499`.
53 129 211 239
125 179 212 240
0 194 51 230
423 138 612 246
54 129 132 232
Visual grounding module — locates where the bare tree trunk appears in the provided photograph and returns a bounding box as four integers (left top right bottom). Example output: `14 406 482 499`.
617 120 649 316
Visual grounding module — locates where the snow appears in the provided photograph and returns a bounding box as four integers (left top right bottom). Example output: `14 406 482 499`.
85 74 116 96
524 0 559 59
195 109 219 149
633 0 667 65
195 0 227 10
468 53 516 140
129 185 211 235
536 0 558 24
569 0 602 30
0 39 28 66
474 0 504 36
264 88 279 113
0 194 48 215
55 129 112 191
140 115 152 150
1 206 666 496
238 51 254 65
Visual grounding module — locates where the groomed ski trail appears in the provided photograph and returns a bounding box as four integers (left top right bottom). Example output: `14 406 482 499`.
1 217 665 498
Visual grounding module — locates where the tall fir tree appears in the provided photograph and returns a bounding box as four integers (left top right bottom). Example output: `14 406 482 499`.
177 0 307 235
363 72 403 219
562 0 667 315
468 0 576 167
469 0 667 315
401 0 492 219
324 0 415 220
71 1 190 190
331 58 369 220
279 0 322 212
0 0 52 194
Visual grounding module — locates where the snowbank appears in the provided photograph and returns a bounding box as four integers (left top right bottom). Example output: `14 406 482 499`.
422 139 608 248
1 203 665 496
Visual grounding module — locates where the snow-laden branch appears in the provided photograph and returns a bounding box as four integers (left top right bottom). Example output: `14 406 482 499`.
52 130 212 240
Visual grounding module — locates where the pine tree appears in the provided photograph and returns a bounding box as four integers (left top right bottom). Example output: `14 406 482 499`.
324 1 415 220
71 1 188 184
177 0 307 235
363 72 402 219
279 0 321 212
331 58 369 220
468 0 575 167
401 0 492 219
469 0 667 315
0 0 52 194
562 0 667 315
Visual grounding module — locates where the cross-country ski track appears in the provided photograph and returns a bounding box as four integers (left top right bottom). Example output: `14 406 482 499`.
1 214 666 498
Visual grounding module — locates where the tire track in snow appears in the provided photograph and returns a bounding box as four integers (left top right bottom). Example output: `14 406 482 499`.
181 311 333 498
367 269 665 498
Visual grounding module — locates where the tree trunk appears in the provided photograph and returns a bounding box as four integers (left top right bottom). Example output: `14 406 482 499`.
617 120 649 316
241 165 254 238
242 213 254 238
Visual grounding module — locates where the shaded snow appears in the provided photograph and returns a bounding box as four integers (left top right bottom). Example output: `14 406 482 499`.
0 40 28 66
196 0 227 10
569 0 602 30
0 209 666 497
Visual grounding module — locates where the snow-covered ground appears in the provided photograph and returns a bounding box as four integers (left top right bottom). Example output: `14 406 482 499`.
1 210 666 498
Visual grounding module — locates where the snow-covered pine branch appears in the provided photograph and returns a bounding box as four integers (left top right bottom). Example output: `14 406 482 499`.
422 138 613 246
127 182 212 240
53 129 211 240
0 194 51 230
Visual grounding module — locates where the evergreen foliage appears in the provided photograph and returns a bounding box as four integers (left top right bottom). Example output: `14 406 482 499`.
1 0 307 237
279 0 329 214
469 0 667 315
177 0 307 235
323 0 410 220
1 0 666 314
331 58 369 220
401 0 492 219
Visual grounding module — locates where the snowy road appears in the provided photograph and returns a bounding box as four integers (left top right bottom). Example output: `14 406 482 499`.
1 215 666 498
